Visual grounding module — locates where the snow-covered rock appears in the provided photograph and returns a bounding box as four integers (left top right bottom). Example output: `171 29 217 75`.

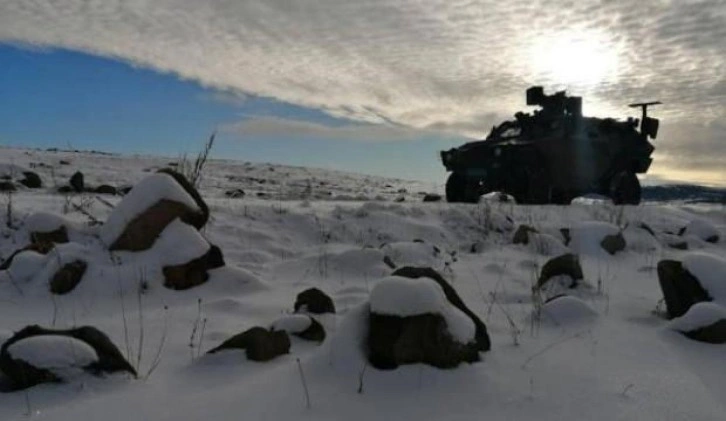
567 221 623 255
8 335 98 371
271 314 326 342
680 219 720 243
682 252 726 302
100 172 207 251
370 276 475 343
541 295 598 325
669 302 726 343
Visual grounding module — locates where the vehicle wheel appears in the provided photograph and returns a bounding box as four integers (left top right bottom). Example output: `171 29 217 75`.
610 172 641 205
446 172 480 203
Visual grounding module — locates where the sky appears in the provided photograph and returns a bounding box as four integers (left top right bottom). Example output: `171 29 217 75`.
0 0 724 185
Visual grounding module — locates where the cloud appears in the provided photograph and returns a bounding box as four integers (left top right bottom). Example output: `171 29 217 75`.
222 116 467 143
0 0 724 182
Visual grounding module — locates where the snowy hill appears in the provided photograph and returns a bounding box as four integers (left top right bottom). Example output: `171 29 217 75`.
0 146 725 420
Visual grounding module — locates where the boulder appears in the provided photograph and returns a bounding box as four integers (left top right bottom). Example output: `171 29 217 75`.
163 245 225 290
224 189 246 198
94 185 117 195
18 172 42 189
0 325 136 391
669 302 726 344
422 194 442 202
367 272 487 369
390 266 490 353
679 219 720 243
207 327 290 361
69 171 84 192
657 260 711 318
50 260 87 295
682 319 726 344
0 182 16 192
513 225 538 245
294 288 336 314
0 242 55 270
30 226 69 245
600 232 626 255
537 253 583 289
101 171 209 251
270 315 326 342
383 255 397 269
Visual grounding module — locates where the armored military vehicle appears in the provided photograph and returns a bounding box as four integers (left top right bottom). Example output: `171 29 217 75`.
440 86 660 204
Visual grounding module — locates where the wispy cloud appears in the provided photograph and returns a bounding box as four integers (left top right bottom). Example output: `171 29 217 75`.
0 0 724 181
222 116 466 143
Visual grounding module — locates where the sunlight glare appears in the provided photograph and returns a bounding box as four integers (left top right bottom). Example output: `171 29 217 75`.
531 30 620 87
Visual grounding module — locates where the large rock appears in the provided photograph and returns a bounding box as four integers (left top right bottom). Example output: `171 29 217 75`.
679 219 720 243
600 232 626 255
69 171 84 192
669 302 726 344
18 172 42 189
270 315 326 342
657 260 711 318
94 185 117 195
0 182 16 192
0 325 136 391
30 226 69 245
101 171 209 251
0 242 55 270
50 260 87 295
294 288 336 314
207 327 290 361
367 271 487 370
513 225 538 245
391 266 490 352
163 245 225 290
537 253 583 289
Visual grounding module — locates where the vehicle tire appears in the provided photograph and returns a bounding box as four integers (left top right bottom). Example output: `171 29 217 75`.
610 172 641 205
446 172 480 203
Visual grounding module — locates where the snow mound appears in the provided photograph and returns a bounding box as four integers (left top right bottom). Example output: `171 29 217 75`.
5 250 48 283
8 335 98 370
528 233 570 256
568 221 620 255
150 218 210 266
541 296 598 324
100 173 201 247
381 241 439 267
669 302 726 332
370 276 475 342
24 212 69 234
682 252 726 302
681 219 720 243
271 314 313 334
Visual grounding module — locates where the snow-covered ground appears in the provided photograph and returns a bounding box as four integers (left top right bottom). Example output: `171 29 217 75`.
0 146 725 420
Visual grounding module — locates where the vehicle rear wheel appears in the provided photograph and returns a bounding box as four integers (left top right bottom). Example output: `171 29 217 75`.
446 172 480 203
610 172 641 205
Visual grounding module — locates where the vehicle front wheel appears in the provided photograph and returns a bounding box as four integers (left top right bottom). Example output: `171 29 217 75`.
445 172 481 203
610 172 641 205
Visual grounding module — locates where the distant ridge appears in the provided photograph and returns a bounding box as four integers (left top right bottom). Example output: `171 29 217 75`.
642 184 726 203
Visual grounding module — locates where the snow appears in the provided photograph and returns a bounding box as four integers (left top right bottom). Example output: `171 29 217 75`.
99 173 201 247
669 302 726 332
370 276 476 343
682 219 720 242
271 314 313 333
7 335 98 370
682 252 726 302
0 147 726 420
24 212 68 234
541 295 598 325
148 218 211 266
4 250 48 283
568 221 621 255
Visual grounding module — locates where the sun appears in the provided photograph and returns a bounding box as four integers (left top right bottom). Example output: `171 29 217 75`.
530 30 620 87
